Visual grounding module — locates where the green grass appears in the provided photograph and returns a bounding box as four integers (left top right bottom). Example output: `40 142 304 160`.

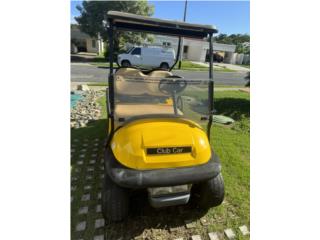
215 85 244 88
177 61 208 69
88 60 236 72
87 83 108 87
71 90 249 239
236 64 250 69
89 62 110 67
71 97 109 239
208 91 250 234
175 61 236 72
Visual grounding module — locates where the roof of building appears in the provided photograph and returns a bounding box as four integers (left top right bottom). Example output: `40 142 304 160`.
107 11 218 39
71 25 91 39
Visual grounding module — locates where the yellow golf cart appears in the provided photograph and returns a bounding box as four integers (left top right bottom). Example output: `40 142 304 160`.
103 11 224 222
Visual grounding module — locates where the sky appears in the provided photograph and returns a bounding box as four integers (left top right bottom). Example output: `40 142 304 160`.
71 1 250 35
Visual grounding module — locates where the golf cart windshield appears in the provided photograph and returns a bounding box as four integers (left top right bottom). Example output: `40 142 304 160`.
107 11 216 138
114 75 211 126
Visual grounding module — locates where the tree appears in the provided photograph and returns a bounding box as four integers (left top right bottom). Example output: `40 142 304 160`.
214 34 250 54
75 0 154 54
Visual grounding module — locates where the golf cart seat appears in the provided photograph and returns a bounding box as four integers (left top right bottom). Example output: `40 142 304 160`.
115 67 174 78
115 68 174 97
147 70 173 78
116 67 147 77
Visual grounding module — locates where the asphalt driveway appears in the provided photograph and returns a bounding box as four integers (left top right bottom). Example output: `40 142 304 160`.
71 63 248 86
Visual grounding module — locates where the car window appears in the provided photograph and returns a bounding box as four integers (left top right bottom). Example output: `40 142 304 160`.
131 48 141 55
126 47 134 54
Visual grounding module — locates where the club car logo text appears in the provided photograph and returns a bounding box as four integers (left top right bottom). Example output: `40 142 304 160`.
147 147 192 155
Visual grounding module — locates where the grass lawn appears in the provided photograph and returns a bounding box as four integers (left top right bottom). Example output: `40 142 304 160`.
236 64 250 69
175 61 236 72
71 90 249 239
87 83 109 87
88 60 236 72
89 62 110 67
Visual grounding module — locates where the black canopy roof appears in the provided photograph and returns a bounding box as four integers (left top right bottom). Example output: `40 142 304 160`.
107 11 218 38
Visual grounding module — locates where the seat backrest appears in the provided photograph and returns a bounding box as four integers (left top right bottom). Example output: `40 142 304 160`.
114 68 172 97
147 70 173 78
115 67 147 77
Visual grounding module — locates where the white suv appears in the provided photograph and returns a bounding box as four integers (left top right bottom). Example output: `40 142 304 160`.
118 46 176 69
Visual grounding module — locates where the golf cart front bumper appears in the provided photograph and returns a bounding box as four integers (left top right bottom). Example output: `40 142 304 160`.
104 148 221 189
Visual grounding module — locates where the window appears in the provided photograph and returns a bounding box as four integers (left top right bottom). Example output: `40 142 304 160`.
183 45 189 53
126 47 134 54
131 48 141 55
92 40 96 48
163 41 171 47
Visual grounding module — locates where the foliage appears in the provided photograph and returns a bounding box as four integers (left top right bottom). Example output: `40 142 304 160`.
215 34 250 54
75 0 154 53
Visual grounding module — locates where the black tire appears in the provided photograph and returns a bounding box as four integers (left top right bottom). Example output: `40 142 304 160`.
102 173 129 223
121 60 131 67
160 62 169 70
194 173 224 209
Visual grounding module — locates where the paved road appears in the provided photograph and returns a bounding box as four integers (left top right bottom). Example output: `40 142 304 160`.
71 63 247 86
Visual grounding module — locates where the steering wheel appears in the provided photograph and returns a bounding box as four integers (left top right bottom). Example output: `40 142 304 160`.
158 78 187 95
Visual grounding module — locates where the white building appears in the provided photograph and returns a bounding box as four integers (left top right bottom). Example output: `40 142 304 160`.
151 35 236 63
70 25 104 55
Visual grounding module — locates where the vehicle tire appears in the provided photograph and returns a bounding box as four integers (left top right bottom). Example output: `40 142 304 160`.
102 172 129 223
121 60 131 67
160 62 169 70
195 173 224 209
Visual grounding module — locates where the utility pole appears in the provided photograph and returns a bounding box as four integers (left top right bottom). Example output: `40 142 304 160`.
178 0 188 69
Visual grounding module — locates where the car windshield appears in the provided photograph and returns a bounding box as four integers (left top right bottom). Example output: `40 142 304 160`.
125 47 134 53
113 75 211 126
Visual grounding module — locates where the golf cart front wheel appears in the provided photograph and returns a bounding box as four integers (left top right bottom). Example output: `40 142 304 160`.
102 173 129 222
195 173 225 209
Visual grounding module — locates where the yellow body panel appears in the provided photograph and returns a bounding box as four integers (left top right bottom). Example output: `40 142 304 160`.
110 118 211 170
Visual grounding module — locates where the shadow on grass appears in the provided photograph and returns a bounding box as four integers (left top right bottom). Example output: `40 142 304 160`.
214 98 250 120
71 55 106 63
71 119 108 140
106 192 208 239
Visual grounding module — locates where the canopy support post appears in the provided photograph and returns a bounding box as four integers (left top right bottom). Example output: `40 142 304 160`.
169 37 182 71
106 19 115 142
207 33 214 140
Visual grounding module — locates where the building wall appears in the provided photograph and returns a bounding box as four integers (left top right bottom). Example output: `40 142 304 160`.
86 39 98 53
151 35 237 63
151 36 207 62
242 54 250 65
71 25 104 55
184 39 208 62
98 40 104 55
223 52 250 65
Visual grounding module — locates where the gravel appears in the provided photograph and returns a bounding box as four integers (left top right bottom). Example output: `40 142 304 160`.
71 90 104 129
